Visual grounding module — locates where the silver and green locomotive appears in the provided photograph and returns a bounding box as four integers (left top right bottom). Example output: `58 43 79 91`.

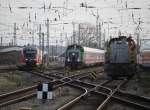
65 44 105 69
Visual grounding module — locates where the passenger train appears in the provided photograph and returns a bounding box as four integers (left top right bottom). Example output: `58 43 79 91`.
65 44 105 69
21 46 42 67
138 48 150 68
0 45 42 69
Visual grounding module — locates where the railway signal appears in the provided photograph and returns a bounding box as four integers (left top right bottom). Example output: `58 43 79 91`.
37 83 53 100
90 71 97 80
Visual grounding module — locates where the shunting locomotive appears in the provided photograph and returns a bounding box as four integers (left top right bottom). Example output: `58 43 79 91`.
65 44 105 69
105 36 137 78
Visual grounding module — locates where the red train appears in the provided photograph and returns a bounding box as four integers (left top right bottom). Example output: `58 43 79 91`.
0 46 43 69
138 49 150 68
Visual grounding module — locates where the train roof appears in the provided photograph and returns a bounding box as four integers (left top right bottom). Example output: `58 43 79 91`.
0 47 22 53
108 36 134 43
83 46 105 53
140 48 150 52
67 44 105 53
23 46 38 50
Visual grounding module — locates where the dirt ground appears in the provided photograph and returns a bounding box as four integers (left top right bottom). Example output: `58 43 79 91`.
0 70 47 95
106 101 138 110
121 70 150 97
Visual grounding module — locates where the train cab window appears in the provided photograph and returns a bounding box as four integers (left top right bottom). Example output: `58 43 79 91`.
23 49 37 58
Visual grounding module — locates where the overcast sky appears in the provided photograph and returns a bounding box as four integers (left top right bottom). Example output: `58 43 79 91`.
0 0 150 47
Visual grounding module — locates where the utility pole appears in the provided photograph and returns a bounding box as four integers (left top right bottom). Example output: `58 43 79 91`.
13 23 16 46
72 22 75 44
98 22 101 48
42 33 45 67
103 29 106 48
65 33 69 46
41 32 46 70
60 33 63 55
136 33 140 54
32 31 34 46
96 16 99 48
108 23 110 39
42 32 45 56
118 30 121 36
78 24 80 45
71 36 73 45
56 40 57 56
136 17 142 54
47 19 50 64
11 39 13 46
39 24 41 50
0 37 2 46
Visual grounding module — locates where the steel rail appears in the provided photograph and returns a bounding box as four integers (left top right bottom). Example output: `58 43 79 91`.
113 90 150 109
57 80 110 110
57 83 88 110
0 85 37 107
97 79 128 110
0 80 84 108
0 69 94 107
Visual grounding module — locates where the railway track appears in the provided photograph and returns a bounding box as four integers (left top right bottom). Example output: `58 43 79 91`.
58 77 150 110
1 69 150 110
0 68 66 108
112 90 150 110
96 79 150 110
0 85 37 107
0 69 95 108
66 91 106 110
58 79 109 110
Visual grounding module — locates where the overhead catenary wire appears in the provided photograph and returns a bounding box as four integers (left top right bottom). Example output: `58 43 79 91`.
0 0 150 44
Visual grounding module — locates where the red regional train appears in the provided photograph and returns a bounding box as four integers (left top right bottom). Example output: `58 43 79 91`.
138 48 150 68
0 46 42 69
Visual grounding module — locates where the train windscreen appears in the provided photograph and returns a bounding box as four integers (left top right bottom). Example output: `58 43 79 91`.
23 49 37 58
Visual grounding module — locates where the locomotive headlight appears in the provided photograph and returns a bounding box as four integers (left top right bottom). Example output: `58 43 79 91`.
68 58 70 62
77 58 80 62
72 53 75 56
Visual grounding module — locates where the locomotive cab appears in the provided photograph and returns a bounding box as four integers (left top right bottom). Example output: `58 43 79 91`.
65 45 82 69
105 36 137 78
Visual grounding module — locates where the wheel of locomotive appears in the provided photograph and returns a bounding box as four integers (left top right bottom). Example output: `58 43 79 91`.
130 64 136 77
105 64 117 79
